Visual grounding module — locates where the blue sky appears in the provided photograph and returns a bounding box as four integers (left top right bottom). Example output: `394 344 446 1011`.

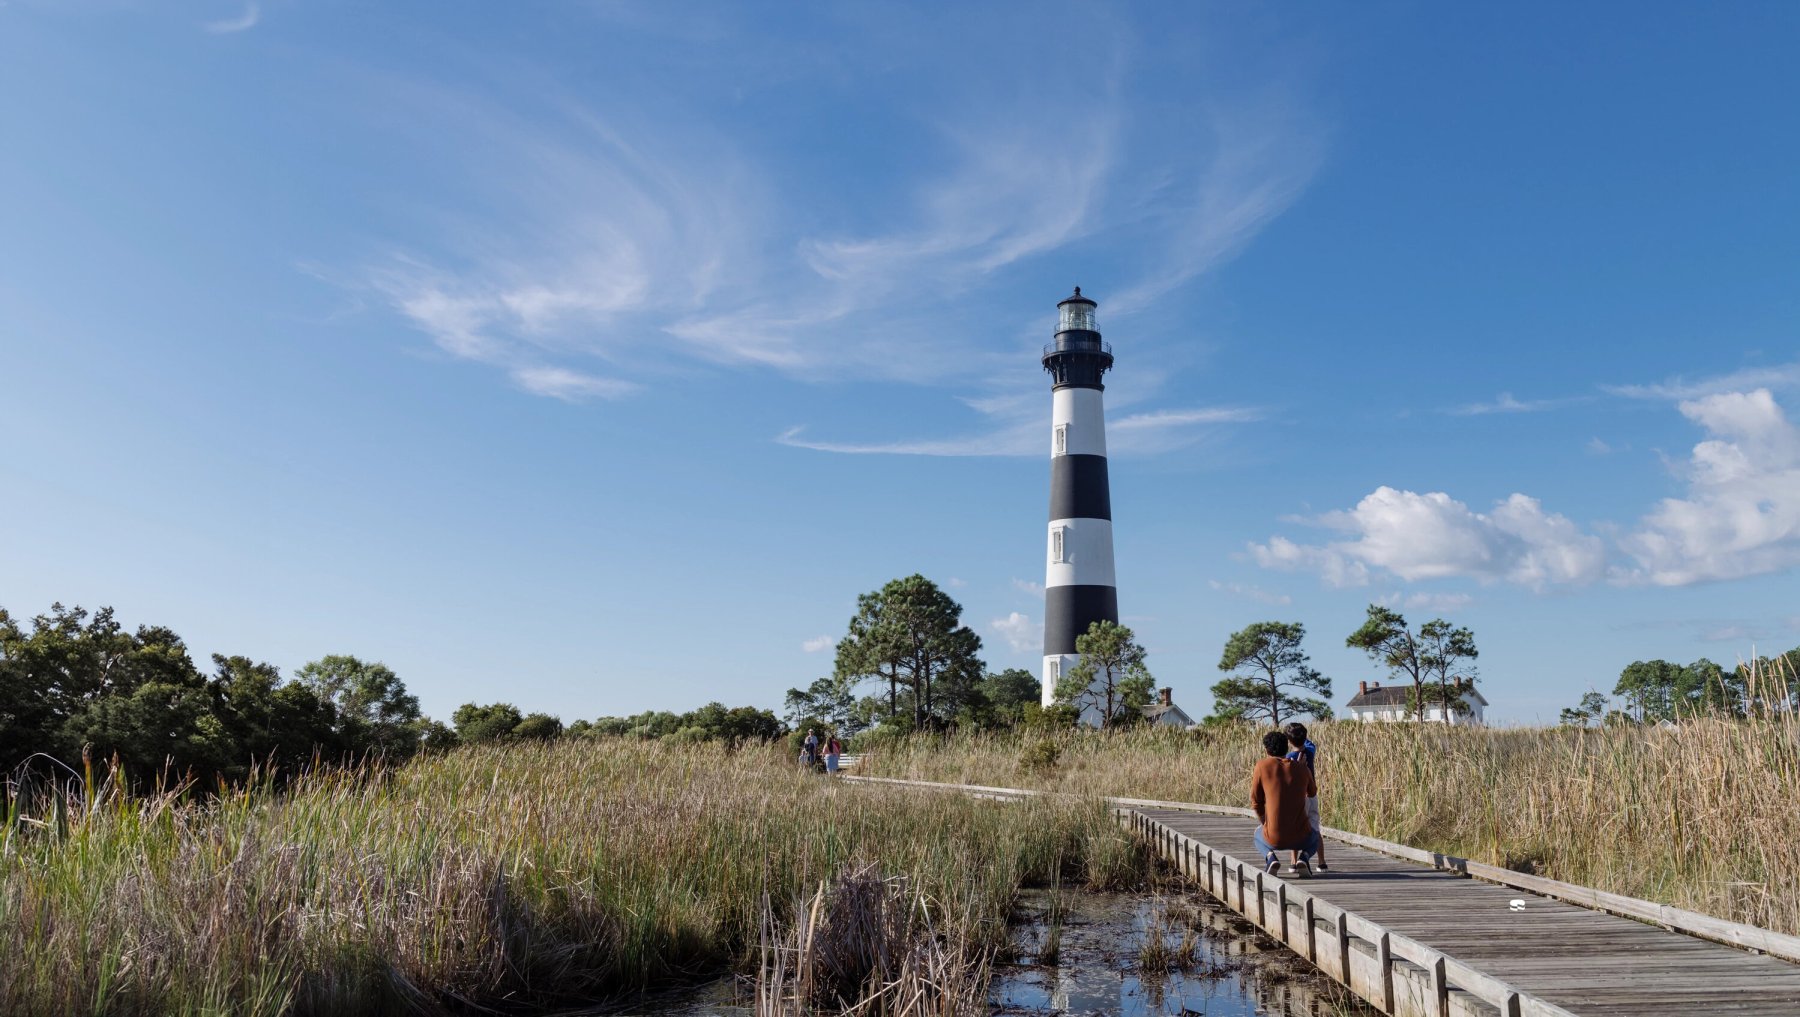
4 2 1798 725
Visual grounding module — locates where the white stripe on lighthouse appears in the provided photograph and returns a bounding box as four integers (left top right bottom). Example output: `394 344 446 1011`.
1052 388 1108 457
1045 518 1116 588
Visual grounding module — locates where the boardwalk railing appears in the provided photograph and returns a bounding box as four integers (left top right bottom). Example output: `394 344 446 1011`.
1129 808 1576 1017
840 774 1800 965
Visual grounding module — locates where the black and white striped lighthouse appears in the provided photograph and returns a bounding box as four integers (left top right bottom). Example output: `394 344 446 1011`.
1040 287 1118 718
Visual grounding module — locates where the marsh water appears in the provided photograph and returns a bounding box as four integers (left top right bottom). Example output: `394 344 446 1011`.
989 889 1372 1017
601 888 1372 1017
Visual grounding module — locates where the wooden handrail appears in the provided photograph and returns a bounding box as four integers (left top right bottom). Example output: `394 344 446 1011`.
1136 811 1581 1017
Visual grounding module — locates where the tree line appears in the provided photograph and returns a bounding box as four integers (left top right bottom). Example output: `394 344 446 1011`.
1560 650 1800 725
803 578 1495 733
0 602 787 787
0 603 437 786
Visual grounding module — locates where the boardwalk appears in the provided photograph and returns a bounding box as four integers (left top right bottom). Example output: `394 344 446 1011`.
846 776 1800 1017
1135 807 1800 1017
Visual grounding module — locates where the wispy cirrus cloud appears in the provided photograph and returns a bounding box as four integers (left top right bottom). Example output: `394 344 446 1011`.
776 425 1034 458
1377 590 1475 613
511 366 639 402
1447 392 1589 416
1208 580 1291 606
1603 361 1800 401
777 403 1262 458
342 8 1323 408
202 2 259 34
1106 94 1325 315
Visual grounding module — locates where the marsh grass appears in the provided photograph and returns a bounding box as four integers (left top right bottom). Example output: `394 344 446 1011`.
756 866 990 1017
864 657 1800 936
0 739 1142 1016
1136 898 1200 977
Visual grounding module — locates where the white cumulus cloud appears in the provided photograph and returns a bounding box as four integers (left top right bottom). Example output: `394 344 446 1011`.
1619 389 1800 585
801 635 834 654
1250 488 1604 589
1253 388 1800 591
991 612 1040 654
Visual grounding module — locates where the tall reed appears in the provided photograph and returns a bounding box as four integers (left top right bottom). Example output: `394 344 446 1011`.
0 739 1141 1016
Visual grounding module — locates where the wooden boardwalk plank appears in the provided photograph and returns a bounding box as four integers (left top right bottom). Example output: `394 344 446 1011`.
1136 808 1800 1016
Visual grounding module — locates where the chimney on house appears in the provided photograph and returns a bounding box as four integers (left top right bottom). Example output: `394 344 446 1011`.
1359 680 1368 695
1159 687 1172 707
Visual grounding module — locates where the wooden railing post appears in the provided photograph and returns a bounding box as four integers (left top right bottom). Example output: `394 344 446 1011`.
1256 870 1267 928
1503 992 1521 1017
1303 896 1317 962
1377 932 1395 1013
1277 883 1290 942
1431 955 1449 1017
1336 912 1350 983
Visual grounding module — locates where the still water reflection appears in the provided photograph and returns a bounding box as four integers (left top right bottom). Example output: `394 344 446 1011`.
592 890 1372 1017
993 889 1372 1017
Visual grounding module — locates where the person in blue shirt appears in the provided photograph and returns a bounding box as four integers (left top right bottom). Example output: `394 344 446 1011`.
1283 722 1328 871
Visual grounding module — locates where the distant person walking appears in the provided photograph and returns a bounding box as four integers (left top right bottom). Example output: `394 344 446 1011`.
824 734 843 775
1284 722 1327 872
1251 730 1319 877
801 728 820 770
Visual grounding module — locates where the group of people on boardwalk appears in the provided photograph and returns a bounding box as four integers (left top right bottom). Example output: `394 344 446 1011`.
799 727 843 774
1249 722 1327 878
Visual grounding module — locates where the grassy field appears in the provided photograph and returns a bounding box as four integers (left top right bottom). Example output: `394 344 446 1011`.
860 709 1800 937
0 740 1142 1017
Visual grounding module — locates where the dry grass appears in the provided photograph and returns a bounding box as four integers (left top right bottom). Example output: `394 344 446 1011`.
0 739 1142 1016
756 866 990 1017
863 661 1800 936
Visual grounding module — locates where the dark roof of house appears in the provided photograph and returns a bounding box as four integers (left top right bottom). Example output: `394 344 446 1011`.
1141 702 1193 722
1347 684 1487 708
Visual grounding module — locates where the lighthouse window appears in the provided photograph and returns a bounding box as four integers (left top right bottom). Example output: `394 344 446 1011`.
1053 424 1067 456
1047 658 1060 683
1050 526 1067 563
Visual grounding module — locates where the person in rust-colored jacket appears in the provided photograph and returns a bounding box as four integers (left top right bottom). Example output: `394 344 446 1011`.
1250 730 1319 877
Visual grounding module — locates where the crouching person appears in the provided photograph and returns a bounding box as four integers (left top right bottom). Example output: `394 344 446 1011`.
1251 730 1320 877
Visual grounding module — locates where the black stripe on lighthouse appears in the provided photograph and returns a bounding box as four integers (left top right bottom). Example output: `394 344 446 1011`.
1043 585 1120 656
1048 455 1111 521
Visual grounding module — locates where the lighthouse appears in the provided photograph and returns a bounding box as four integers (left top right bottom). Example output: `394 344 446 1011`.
1040 287 1118 720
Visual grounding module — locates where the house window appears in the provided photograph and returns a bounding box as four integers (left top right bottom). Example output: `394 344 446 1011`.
1054 424 1068 456
1050 526 1067 563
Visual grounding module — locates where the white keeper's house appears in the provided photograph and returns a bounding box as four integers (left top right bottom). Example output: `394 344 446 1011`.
1346 679 1487 726
1140 687 1194 728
